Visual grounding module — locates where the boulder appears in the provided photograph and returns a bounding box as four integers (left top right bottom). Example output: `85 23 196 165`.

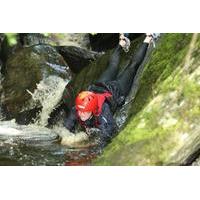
0 34 8 64
0 34 5 54
49 33 90 48
18 33 48 47
0 34 19 68
19 33 91 49
1 44 72 122
56 46 102 73
93 33 200 166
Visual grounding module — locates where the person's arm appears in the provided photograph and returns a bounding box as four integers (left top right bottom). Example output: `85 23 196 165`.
64 106 77 133
97 103 117 142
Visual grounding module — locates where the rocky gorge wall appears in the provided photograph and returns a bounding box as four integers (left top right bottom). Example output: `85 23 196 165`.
94 33 200 165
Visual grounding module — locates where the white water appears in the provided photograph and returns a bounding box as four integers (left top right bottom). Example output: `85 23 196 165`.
0 120 89 147
54 126 89 147
27 75 68 126
0 75 91 147
0 119 57 141
0 127 22 136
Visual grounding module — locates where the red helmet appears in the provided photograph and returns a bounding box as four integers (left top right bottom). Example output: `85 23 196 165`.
75 91 98 113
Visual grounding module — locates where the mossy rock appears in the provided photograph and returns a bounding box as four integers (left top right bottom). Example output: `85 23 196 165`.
94 33 200 165
2 44 72 119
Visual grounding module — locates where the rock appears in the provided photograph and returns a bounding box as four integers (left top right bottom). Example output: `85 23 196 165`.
49 33 90 48
18 33 48 47
0 34 9 64
0 59 2 82
0 34 5 54
93 33 200 166
1 44 72 122
0 34 19 68
19 33 91 49
56 46 102 73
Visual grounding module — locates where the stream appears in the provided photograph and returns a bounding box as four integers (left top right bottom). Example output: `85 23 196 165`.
0 74 100 166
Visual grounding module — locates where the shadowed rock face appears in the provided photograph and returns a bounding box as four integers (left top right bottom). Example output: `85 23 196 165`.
18 33 47 47
1 44 72 121
56 46 102 73
19 33 91 49
92 33 200 166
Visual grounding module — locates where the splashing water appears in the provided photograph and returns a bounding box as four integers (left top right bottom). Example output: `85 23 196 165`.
27 76 69 126
24 74 94 147
1 72 96 148
53 126 90 147
0 119 58 143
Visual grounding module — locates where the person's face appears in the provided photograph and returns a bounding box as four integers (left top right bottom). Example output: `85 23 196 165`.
78 110 92 121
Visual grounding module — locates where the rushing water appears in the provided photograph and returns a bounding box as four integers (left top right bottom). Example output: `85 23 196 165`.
0 119 100 166
26 75 68 126
0 48 148 165
0 75 100 166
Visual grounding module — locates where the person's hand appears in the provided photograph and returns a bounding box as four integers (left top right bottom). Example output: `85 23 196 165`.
119 39 127 48
119 33 125 40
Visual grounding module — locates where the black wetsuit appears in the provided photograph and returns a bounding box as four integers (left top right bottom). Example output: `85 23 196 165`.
64 41 149 142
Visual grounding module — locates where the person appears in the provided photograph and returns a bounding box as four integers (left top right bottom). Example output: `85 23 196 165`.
64 33 160 145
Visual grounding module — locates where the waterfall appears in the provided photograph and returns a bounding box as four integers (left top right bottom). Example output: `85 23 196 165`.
0 75 69 145
27 75 69 126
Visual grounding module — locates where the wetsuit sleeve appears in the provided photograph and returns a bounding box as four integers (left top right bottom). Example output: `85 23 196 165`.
64 106 77 133
97 103 117 141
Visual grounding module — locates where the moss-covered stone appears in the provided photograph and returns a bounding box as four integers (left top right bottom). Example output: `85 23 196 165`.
94 33 200 165
2 44 72 119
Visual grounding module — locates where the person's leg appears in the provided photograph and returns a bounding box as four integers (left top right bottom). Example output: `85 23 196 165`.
97 45 122 82
117 35 152 97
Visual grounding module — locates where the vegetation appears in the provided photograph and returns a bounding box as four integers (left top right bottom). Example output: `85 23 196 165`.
93 33 200 165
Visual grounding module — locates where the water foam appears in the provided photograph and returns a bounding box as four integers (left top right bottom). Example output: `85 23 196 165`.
27 75 68 126
53 126 89 147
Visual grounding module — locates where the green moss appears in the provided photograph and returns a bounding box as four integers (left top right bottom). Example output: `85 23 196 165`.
127 34 192 121
94 33 199 166
5 33 17 46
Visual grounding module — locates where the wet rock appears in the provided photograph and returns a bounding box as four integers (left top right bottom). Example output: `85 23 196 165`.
0 34 19 67
19 33 91 49
56 46 102 73
0 59 2 80
49 33 90 48
0 34 8 64
1 44 72 122
93 33 200 166
0 34 5 53
19 33 48 47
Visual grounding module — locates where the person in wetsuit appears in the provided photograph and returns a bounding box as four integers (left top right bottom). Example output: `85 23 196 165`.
64 33 160 144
